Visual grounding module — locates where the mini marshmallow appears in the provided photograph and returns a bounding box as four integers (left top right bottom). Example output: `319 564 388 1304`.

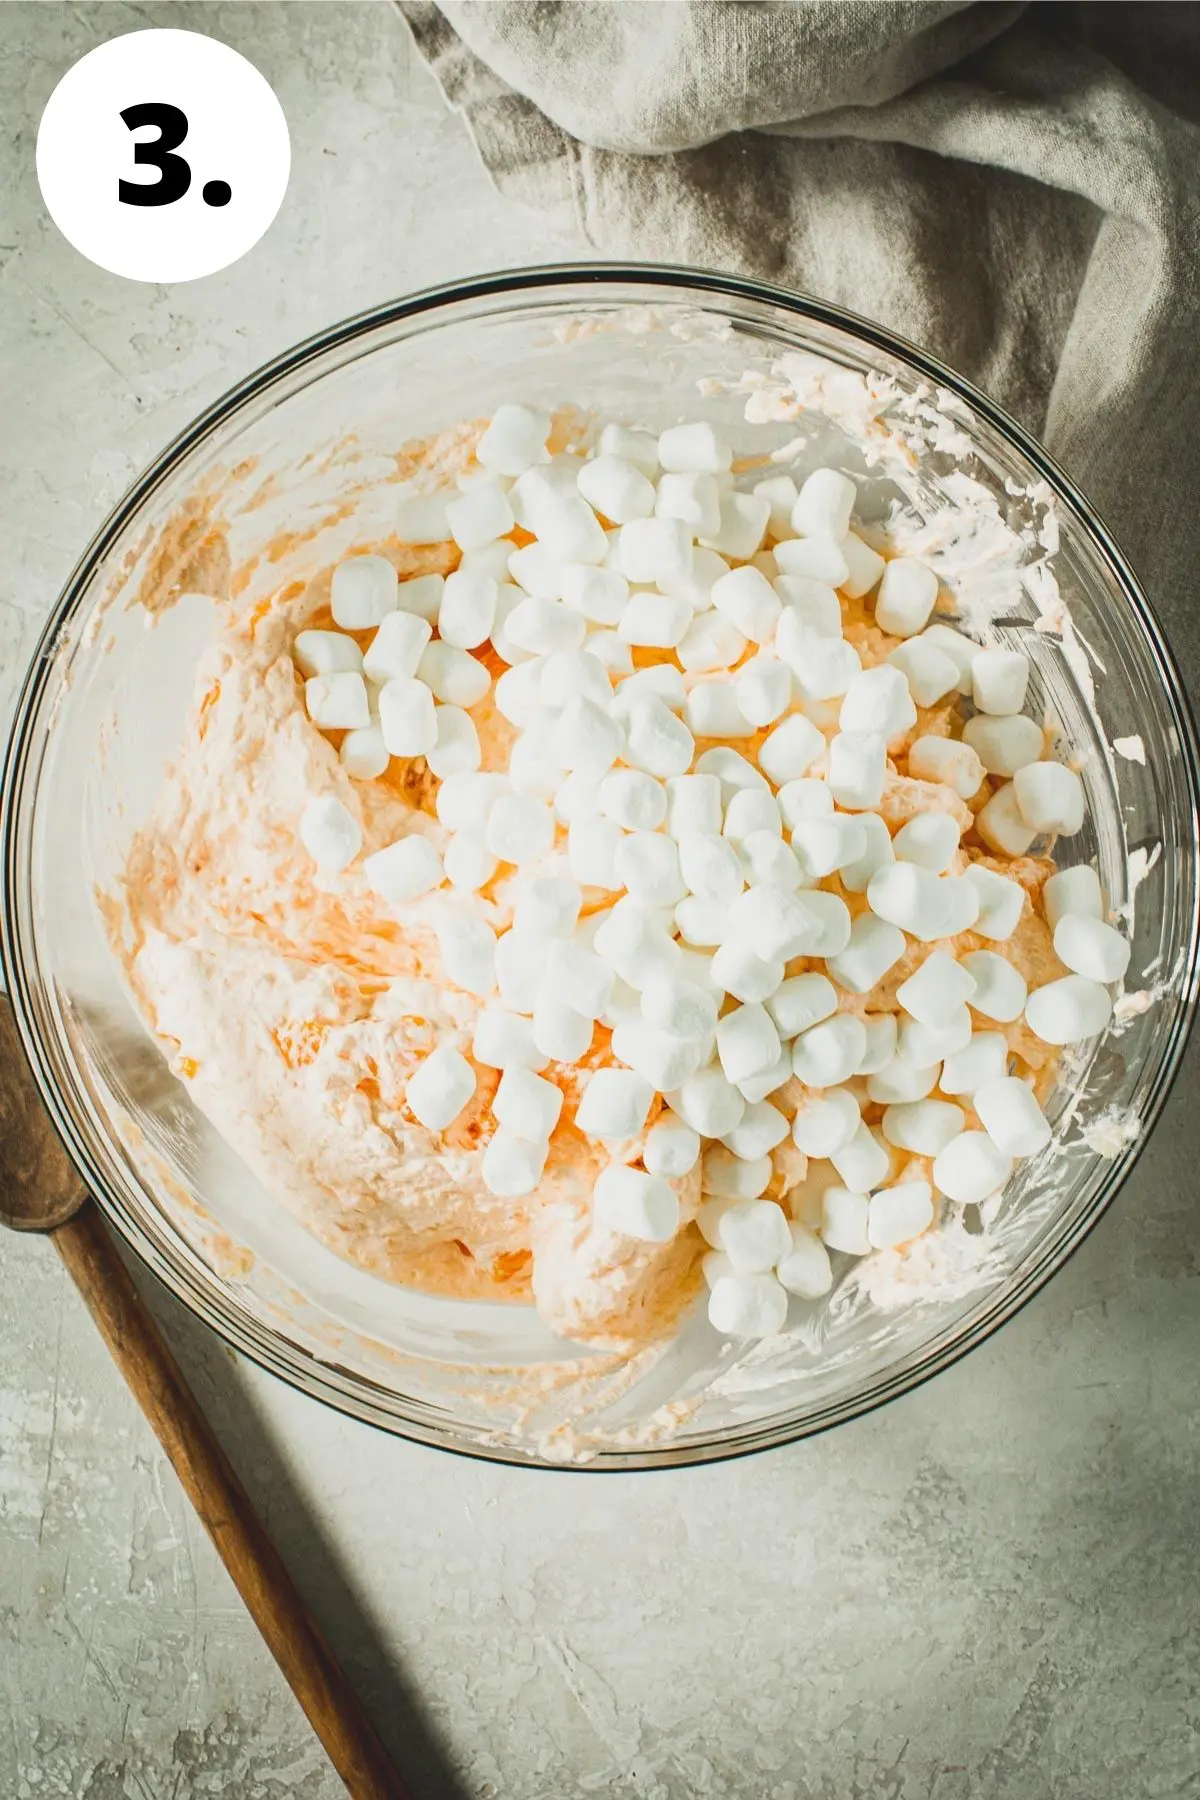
494 660 547 729
961 950 1027 1022
616 833 687 907
340 724 389 781
299 795 361 872
331 554 398 629
840 666 918 747
866 1054 941 1105
971 648 1030 716
363 834 442 903
918 624 976 692
667 774 723 844
598 770 666 833
974 1076 1052 1158
545 938 614 1020
703 491 772 561
791 1014 868 1088
461 539 516 582
726 884 824 960
426 706 482 779
554 772 602 824
435 909 496 996
828 730 886 810
1012 761 1085 836
294 629 362 677
559 563 628 626
533 991 593 1063
1043 864 1103 929
1024 975 1113 1044
758 713 827 785
678 831 745 904
670 1067 746 1138
776 1222 834 1297
886 638 960 708
791 468 856 539
529 493 608 567
677 611 748 674
1053 915 1129 983
476 403 551 476
443 831 499 893
641 975 718 1041
656 470 722 538
661 545 732 610
897 950 977 1026
963 713 1043 777
576 1067 655 1140
495 929 545 1013
707 1273 789 1338
716 1004 782 1084
505 596 587 657
376 677 437 757
881 1099 966 1156
493 1066 563 1144
711 942 785 1004
486 793 555 866
598 423 659 476
306 672 370 731
791 1089 860 1158
437 569 498 650
643 1115 701 1179
820 1186 871 1255
898 1006 972 1065
446 483 513 554
739 832 802 891
508 719 564 797
932 1131 1012 1204
790 815 867 881
594 1162 680 1240
722 1101 789 1161
839 532 887 600
867 860 944 935
775 576 843 641
418 642 492 707
855 1013 898 1075
874 558 938 637
540 648 614 712
735 654 793 728
394 574 446 625
594 899 682 990
976 783 1038 857
615 665 688 714
753 474 799 537
826 914 906 995
618 517 694 588
937 874 982 938
703 1149 774 1204
708 566 780 644
907 735 986 798
482 1129 548 1198
774 536 849 586
838 812 894 894
363 611 433 685
622 696 695 777
724 789 781 843
694 747 770 802
736 1049 794 1104
394 493 450 545
657 421 733 474
514 875 582 939
435 770 507 831
686 682 756 741
868 1181 935 1249
619 591 693 650
509 542 565 601
964 866 1026 942
406 1046 476 1132
553 695 624 777
892 812 960 873
716 1198 791 1271
567 818 625 890
578 455 656 524
831 1123 891 1194
767 972 838 1038
472 1008 548 1072
938 1031 1009 1095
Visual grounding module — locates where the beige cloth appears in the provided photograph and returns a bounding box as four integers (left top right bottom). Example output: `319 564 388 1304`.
400 0 1200 694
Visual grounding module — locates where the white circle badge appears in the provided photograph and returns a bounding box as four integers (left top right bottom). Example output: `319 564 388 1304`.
36 29 290 283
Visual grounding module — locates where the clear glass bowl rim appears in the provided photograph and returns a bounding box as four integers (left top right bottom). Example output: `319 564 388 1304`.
4 261 1198 1472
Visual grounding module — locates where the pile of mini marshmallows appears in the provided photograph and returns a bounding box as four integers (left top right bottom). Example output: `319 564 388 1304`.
292 404 1129 1341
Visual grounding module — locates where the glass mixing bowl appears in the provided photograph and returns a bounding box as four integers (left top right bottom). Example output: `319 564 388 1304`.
4 267 1197 1468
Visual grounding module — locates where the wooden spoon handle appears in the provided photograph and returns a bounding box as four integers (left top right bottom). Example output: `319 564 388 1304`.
53 1204 410 1800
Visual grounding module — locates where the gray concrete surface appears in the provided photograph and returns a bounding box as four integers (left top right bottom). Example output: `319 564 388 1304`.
1 5 1198 1797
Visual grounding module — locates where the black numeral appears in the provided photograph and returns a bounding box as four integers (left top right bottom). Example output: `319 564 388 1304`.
119 101 191 206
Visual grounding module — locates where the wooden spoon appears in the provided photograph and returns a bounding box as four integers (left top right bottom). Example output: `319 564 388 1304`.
0 999 410 1800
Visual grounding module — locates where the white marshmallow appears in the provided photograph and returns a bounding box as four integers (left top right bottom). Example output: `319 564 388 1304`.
443 831 498 893
446 483 513 554
340 724 390 781
886 638 960 708
897 949 977 1026
703 1149 774 1204
482 1129 548 1198
460 539 516 583
716 1198 791 1271
545 937 614 1020
596 770 664 833
553 772 602 824
641 975 718 1041
707 565 779 644
938 1031 1009 1095
299 794 361 872
505 596 587 657
907 735 986 798
838 532 887 599
643 1115 701 1179
855 1013 898 1075
776 1222 834 1297
533 990 593 1063
753 474 799 537
619 591 693 650
932 1130 1011 1204
939 873 982 938
1043 864 1103 929
867 860 943 935
593 899 682 989
892 812 960 873
529 493 608 566
791 1089 860 1158
774 537 849 587
707 1273 789 1338
618 517 694 588
394 493 450 545
838 811 894 893
472 1008 548 1072
874 558 938 637
971 648 1030 716
976 782 1038 857
831 1123 891 1193
735 654 793 728
694 746 770 803
677 611 748 674
476 403 551 476
974 1076 1052 1158
553 695 624 778
825 914 906 994
1053 915 1129 983
294 629 363 677
598 423 659 476
686 682 756 741
494 659 546 729
758 713 827 786
657 421 732 474
667 772 724 839
1024 975 1113 1044
509 541 565 601
961 950 1027 1022
767 972 838 1038
963 713 1043 777
513 875 582 939
426 706 482 780
964 865 1026 941
306 671 370 731
678 831 744 904
576 1068 655 1140
670 1067 746 1138
505 722 563 799
616 832 687 907
486 793 555 866
828 730 886 810
868 1181 934 1249
722 1101 789 1161
331 554 398 629
724 788 781 842
716 1003 781 1084
540 648 613 712
435 909 496 996
898 1006 972 1065
775 576 844 645
435 770 507 831
840 666 918 747
711 942 785 1004
363 834 442 903
726 884 824 960
736 1049 794 1104
394 574 445 625
820 1186 871 1255
376 677 437 757
1012 761 1085 836
792 468 856 539
578 455 656 524
919 624 976 692
656 470 722 538
615 665 687 715
703 491 772 560
559 563 628 626
437 569 498 650
660 545 731 610
791 1014 867 1088
568 817 625 890
790 814 867 881
739 831 802 891
494 929 545 1014
881 1099 966 1156
622 696 695 777
493 1066 563 1143
866 1054 940 1104
363 611 433 685
406 1046 476 1132
418 642 492 707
